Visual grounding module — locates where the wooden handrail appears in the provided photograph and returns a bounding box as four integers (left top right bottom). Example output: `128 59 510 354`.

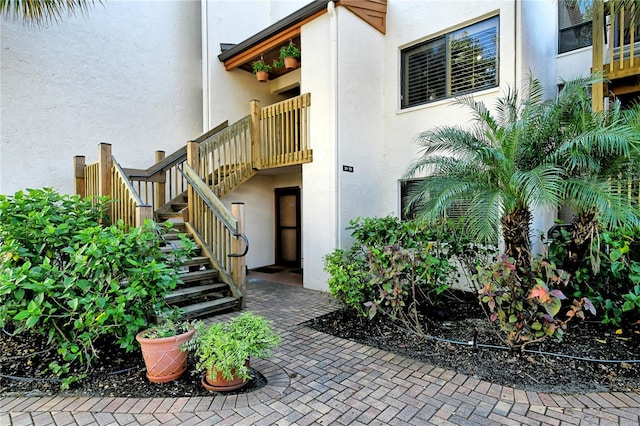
123 146 187 180
111 158 152 228
181 162 246 301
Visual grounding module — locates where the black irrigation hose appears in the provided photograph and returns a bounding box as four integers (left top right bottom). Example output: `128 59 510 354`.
392 323 640 364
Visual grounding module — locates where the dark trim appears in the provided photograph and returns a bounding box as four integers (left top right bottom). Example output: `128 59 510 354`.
217 1 336 62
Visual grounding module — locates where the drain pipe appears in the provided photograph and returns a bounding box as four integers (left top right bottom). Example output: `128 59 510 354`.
201 0 211 131
328 0 340 249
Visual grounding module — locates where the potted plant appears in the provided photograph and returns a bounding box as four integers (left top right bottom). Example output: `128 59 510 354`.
252 59 272 82
187 312 280 391
273 41 300 70
135 319 195 383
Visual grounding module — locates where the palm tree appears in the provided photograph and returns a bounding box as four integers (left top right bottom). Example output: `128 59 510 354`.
404 75 639 278
0 0 100 25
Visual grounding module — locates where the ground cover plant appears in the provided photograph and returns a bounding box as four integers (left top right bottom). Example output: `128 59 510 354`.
0 188 194 388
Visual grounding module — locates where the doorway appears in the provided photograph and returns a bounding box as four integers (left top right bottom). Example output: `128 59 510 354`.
275 187 301 268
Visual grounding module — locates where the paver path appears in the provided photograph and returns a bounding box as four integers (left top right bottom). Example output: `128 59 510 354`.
2 280 639 425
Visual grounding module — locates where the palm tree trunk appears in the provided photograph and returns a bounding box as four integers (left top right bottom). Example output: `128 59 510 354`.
501 208 533 274
564 208 599 276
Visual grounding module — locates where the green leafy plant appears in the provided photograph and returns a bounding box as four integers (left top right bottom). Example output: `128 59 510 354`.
273 41 300 69
547 224 640 326
323 248 372 317
324 216 490 322
0 188 196 388
186 312 280 381
477 255 595 349
364 243 452 335
252 59 272 74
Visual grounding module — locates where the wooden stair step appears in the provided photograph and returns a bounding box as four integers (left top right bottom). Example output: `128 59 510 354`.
182 256 210 267
164 232 194 240
179 269 219 284
161 241 198 253
165 283 228 304
170 202 188 211
178 297 239 319
157 211 185 221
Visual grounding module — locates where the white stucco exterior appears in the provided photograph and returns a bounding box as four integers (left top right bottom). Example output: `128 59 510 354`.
1 0 601 293
0 1 203 195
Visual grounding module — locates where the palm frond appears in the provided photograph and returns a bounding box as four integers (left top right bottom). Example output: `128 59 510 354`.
565 177 640 229
512 165 566 210
466 189 505 242
0 0 100 25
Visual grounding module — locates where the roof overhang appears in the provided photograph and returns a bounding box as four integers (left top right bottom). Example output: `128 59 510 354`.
217 0 387 79
218 1 333 75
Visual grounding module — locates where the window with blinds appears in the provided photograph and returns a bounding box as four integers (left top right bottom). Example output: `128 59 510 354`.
401 16 499 109
558 0 592 54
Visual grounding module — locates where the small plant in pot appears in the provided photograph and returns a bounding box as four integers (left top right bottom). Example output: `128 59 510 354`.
186 312 280 391
252 59 272 82
273 41 300 70
136 319 195 383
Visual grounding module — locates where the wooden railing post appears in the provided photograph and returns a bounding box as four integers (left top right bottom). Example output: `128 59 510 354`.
186 141 199 224
155 150 166 208
250 100 261 169
74 155 86 198
98 143 113 221
98 143 112 199
592 0 605 112
232 202 246 309
136 205 153 227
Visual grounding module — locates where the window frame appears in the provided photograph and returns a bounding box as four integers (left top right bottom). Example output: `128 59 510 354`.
400 15 500 109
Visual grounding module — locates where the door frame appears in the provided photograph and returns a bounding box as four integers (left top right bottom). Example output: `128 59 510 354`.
274 186 301 267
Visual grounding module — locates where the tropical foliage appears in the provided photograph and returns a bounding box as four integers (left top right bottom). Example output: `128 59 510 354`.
403 75 640 276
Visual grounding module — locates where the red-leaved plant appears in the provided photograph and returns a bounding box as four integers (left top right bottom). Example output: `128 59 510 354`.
477 255 595 350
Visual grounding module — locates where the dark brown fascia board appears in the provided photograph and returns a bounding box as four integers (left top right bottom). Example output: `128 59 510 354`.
217 0 337 63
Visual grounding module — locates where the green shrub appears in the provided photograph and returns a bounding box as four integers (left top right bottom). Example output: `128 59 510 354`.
0 188 195 387
324 216 492 327
547 224 640 326
323 248 372 317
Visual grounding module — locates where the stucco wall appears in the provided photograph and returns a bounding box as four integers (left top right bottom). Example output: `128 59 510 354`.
336 8 386 247
300 11 336 292
381 1 516 213
0 1 203 195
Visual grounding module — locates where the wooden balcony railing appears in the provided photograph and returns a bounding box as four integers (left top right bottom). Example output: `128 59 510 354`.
604 1 639 76
592 1 640 110
197 116 254 198
256 93 312 169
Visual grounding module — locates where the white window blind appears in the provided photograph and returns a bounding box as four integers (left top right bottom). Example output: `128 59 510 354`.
401 16 499 109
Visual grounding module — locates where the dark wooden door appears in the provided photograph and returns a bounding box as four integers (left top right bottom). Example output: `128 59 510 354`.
275 187 301 267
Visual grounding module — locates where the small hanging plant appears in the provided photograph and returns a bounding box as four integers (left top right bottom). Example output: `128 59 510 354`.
253 57 272 82
273 41 300 70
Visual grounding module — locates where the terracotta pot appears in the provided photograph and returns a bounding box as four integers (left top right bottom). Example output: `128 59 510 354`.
283 56 299 70
136 328 195 383
201 359 250 391
256 70 268 82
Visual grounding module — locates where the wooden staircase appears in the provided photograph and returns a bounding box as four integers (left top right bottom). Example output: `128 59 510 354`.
158 195 241 318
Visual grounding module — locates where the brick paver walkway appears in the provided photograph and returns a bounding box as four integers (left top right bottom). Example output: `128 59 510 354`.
2 279 639 425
